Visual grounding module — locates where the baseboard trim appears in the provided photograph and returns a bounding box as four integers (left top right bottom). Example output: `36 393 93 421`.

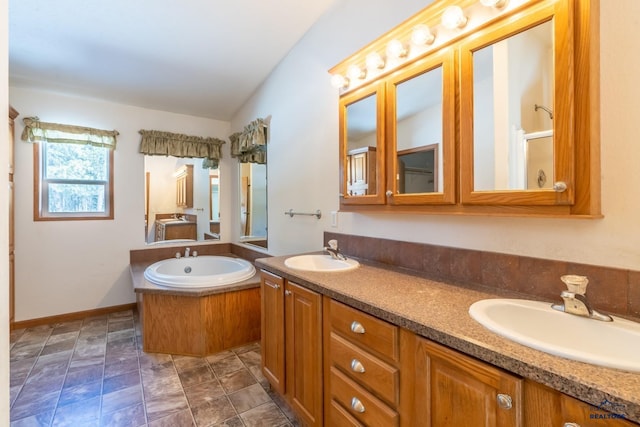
10 303 137 331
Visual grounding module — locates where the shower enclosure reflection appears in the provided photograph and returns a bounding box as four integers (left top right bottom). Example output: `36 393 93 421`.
144 155 221 244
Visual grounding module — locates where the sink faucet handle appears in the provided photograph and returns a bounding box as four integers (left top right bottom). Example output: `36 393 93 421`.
328 239 339 250
561 275 588 295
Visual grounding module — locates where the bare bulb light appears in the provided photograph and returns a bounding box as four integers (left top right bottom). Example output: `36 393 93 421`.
480 0 508 7
441 6 468 30
347 64 366 80
386 39 408 59
330 74 349 89
411 24 435 45
365 52 385 70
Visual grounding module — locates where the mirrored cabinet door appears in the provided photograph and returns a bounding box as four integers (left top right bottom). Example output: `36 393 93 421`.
386 49 455 205
340 82 386 205
460 0 574 206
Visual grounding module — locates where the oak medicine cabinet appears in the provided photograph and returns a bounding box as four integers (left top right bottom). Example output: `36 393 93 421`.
331 0 600 218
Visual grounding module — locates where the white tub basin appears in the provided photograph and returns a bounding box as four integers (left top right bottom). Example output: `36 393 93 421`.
144 256 256 288
469 298 640 372
284 254 359 272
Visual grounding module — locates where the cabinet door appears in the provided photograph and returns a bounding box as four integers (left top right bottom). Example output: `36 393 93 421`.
260 271 285 394
285 281 323 427
414 337 522 427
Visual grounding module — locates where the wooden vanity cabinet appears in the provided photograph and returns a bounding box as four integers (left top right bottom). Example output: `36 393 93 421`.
524 380 638 427
260 271 323 427
324 298 401 427
407 337 523 426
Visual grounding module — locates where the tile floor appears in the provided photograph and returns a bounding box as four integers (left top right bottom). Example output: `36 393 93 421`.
9 309 298 427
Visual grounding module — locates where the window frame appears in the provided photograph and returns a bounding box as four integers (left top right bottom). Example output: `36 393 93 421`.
33 141 114 221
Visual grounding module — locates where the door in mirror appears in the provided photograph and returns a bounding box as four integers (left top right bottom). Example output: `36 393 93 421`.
460 1 574 206
387 50 455 205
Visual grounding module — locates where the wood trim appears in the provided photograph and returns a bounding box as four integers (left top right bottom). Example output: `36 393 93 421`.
11 303 137 331
33 142 115 221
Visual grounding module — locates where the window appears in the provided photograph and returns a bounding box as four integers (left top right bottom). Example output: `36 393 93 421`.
35 141 114 220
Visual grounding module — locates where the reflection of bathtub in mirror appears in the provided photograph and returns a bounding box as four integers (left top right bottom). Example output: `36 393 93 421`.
239 235 268 249
147 238 197 246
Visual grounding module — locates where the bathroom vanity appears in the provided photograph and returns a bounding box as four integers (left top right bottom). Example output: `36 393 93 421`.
256 255 640 426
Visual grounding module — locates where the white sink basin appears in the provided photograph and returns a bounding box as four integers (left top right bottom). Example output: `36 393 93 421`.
284 254 359 272
469 299 640 372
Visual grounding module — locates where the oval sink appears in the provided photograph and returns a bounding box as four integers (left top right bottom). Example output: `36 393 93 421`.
469 299 640 372
284 254 359 272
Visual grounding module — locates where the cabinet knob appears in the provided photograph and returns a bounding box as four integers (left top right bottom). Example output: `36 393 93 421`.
284 290 292 296
496 393 513 410
351 397 366 413
553 181 567 192
563 424 581 427
386 190 393 197
350 321 366 334
350 359 366 373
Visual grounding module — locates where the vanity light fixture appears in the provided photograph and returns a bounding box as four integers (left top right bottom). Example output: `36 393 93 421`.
480 0 508 7
441 5 468 30
347 64 366 80
365 52 385 70
330 74 349 89
386 39 408 59
411 24 435 45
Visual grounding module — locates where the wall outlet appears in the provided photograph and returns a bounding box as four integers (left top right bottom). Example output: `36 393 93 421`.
331 211 338 227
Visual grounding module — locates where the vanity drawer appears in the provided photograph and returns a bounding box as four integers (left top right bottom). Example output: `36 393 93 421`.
328 299 399 362
330 367 399 427
328 399 364 427
329 332 399 407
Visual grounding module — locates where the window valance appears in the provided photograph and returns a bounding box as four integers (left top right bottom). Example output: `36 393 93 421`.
230 118 267 164
139 129 225 168
21 117 119 149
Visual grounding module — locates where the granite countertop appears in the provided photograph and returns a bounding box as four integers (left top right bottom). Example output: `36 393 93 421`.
256 254 640 423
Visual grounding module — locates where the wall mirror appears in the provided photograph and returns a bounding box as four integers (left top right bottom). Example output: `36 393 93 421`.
340 82 385 205
460 0 574 206
144 155 221 244
239 162 268 248
387 50 455 205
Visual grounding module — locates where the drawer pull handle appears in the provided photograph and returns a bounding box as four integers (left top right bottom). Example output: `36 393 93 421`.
351 397 365 413
264 281 280 290
350 359 366 373
350 321 365 334
497 393 512 410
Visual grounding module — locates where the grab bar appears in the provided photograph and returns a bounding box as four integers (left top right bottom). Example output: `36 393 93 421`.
284 209 322 219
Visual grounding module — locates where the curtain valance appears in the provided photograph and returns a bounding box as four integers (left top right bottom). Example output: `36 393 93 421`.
139 130 226 168
21 117 119 149
230 118 267 164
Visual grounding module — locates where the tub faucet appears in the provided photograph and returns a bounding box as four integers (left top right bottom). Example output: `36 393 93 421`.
551 275 612 322
324 239 347 261
184 247 190 257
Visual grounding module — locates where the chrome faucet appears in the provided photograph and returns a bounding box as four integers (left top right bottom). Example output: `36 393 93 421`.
324 239 347 261
184 247 190 258
551 275 613 322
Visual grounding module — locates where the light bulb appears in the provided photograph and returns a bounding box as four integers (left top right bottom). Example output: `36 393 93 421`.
411 24 435 45
480 0 508 7
441 6 468 30
347 64 366 80
365 52 385 70
386 39 408 59
330 74 349 89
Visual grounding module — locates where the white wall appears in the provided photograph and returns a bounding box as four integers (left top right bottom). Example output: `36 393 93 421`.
9 87 232 321
232 0 640 270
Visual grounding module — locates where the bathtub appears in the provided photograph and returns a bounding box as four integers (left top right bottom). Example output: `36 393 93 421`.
144 256 256 288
